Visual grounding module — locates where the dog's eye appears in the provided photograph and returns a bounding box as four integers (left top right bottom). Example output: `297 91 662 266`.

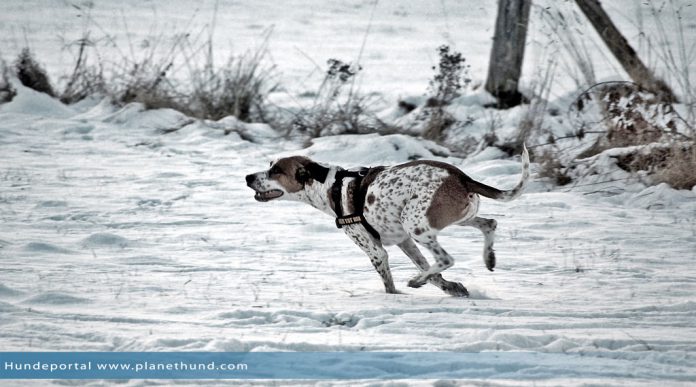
269 166 282 176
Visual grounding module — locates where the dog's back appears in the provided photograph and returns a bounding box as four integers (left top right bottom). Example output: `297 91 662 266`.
363 146 529 243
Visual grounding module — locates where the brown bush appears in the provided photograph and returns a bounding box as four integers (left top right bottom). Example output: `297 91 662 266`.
615 142 696 190
654 143 696 190
14 48 56 97
536 148 572 186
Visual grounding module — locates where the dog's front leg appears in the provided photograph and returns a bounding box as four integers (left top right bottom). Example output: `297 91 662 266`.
343 226 398 294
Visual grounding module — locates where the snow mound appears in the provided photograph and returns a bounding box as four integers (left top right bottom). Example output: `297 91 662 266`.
208 116 280 144
101 103 193 132
0 301 20 313
23 292 90 305
0 283 24 297
70 98 118 121
0 81 74 118
283 133 451 167
34 200 68 208
628 183 696 210
22 242 73 254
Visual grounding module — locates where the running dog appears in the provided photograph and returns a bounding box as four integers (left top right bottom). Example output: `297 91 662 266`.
246 147 529 297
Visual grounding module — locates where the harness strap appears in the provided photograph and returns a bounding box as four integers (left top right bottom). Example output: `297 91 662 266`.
331 168 381 240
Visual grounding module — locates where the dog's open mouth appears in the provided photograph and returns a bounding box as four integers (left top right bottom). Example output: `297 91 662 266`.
254 189 283 202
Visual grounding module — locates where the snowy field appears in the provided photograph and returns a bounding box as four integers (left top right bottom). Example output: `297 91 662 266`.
2 0 696 386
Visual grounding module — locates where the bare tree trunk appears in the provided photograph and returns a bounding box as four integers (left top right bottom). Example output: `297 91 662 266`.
485 0 532 108
575 0 677 102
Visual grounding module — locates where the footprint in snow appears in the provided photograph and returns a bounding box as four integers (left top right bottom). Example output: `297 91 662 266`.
82 233 130 248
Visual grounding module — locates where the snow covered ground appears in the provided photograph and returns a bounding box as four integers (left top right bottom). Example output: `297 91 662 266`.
2 0 696 385
2 82 696 385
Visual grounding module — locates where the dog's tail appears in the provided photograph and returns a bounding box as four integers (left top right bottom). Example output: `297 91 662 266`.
469 144 530 202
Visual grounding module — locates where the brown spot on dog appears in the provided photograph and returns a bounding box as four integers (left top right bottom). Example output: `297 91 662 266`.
426 174 472 230
269 156 312 193
367 194 376 204
414 227 423 235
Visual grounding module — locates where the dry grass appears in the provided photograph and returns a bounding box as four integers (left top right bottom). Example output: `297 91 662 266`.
0 58 15 103
538 4 598 90
287 58 391 138
536 148 572 186
13 34 277 122
14 48 56 97
7 3 278 124
567 81 695 190
615 142 696 190
656 143 696 189
643 0 695 121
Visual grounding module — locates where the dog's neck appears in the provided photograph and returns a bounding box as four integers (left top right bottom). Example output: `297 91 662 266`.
301 167 342 217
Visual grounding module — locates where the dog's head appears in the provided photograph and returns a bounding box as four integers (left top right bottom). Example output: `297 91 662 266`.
245 156 329 202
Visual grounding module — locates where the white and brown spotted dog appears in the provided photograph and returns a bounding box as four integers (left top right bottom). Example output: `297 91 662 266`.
246 147 529 297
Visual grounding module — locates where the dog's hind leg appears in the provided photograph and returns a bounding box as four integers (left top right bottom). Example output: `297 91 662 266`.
397 239 468 297
344 226 398 294
399 202 457 289
405 234 456 289
458 217 497 271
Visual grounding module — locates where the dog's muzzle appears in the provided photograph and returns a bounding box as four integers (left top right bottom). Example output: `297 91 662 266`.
246 174 284 202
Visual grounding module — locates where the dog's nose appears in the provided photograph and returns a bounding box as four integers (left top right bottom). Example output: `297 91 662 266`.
245 174 256 186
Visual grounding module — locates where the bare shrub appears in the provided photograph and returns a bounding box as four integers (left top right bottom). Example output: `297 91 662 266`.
59 34 107 104
601 84 666 147
536 148 572 186
14 48 56 97
566 81 695 190
656 143 696 189
423 45 470 140
289 58 390 138
570 82 691 155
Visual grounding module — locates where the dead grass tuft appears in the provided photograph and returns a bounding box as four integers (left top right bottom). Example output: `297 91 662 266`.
616 142 696 190
536 148 572 186
288 58 391 138
0 58 16 103
14 48 56 97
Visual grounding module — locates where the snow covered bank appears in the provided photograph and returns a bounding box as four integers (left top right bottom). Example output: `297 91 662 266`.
1 88 695 384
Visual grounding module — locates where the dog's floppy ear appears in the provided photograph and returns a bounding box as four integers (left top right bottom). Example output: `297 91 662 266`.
296 162 329 185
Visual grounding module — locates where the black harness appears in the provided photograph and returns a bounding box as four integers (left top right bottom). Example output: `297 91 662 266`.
331 168 381 240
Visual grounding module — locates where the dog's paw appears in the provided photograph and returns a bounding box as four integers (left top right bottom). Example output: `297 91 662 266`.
485 250 496 272
407 277 426 288
442 281 469 297
385 287 401 294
